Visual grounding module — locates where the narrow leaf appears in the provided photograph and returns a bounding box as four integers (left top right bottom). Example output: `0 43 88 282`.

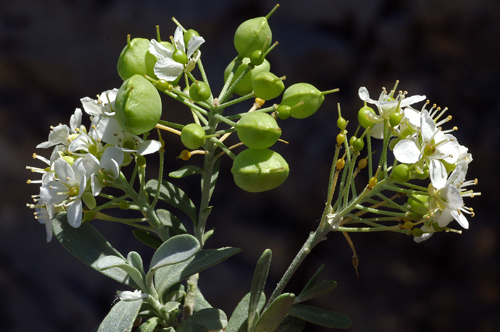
169 165 203 178
226 292 265 332
156 209 187 236
295 280 337 303
135 317 161 332
149 234 200 271
132 229 163 249
145 180 198 224
288 304 352 329
177 321 209 332
97 255 146 291
185 308 228 331
300 264 324 295
97 299 142 332
252 293 295 332
194 287 212 311
275 315 306 332
52 213 137 288
155 247 241 299
248 249 272 331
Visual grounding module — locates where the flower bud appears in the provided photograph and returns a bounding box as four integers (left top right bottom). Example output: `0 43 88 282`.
231 148 289 192
115 74 162 135
236 112 281 149
251 72 285 100
224 57 270 96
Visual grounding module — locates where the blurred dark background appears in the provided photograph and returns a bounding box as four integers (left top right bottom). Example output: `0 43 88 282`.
1 0 499 331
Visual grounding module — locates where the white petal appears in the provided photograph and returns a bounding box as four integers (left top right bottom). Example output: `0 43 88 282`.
393 139 421 163
40 181 68 205
135 140 162 155
420 110 437 142
67 199 83 228
117 290 148 301
54 158 76 185
148 39 173 58
154 57 183 82
173 26 185 52
186 36 205 58
369 122 385 139
70 108 83 131
436 209 454 227
451 209 469 229
400 94 426 107
428 158 447 189
358 87 372 102
403 107 420 129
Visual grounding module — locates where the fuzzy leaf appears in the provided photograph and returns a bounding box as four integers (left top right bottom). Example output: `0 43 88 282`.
299 264 324 295
145 180 197 225
97 299 142 332
185 308 228 331
248 249 272 330
288 304 351 329
97 255 146 290
295 280 337 303
226 292 265 332
135 317 161 332
169 165 203 178
155 247 241 300
132 229 163 249
156 209 187 236
149 234 200 271
275 315 307 332
252 293 295 332
52 212 137 288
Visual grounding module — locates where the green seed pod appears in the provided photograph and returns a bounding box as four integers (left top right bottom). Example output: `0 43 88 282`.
231 148 289 193
390 110 404 128
224 57 271 96
353 137 364 152
280 83 335 119
115 74 162 135
251 72 285 100
276 105 291 120
236 112 281 149
234 17 272 59
250 50 265 66
358 106 376 128
183 29 200 47
391 163 411 182
181 123 205 149
117 37 156 81
189 81 211 101
337 117 347 130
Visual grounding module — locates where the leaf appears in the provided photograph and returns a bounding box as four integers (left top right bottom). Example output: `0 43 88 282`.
132 229 163 249
299 264 325 295
226 292 265 332
97 255 146 290
156 209 188 236
248 249 272 331
177 321 209 332
52 213 137 288
295 280 337 303
252 293 295 332
145 179 198 225
194 287 212 311
135 317 161 332
275 315 307 332
288 304 352 329
97 299 142 332
169 165 203 178
185 308 228 331
155 247 241 299
149 234 200 271
127 251 146 276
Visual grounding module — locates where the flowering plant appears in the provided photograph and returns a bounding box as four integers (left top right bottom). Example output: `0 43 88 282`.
27 4 479 331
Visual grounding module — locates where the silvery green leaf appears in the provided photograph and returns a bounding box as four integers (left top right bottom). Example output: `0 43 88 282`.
295 280 337 303
288 304 351 329
248 249 272 331
226 292 265 332
97 299 142 332
52 212 137 288
148 234 200 271
252 293 295 332
184 308 227 331
169 165 203 178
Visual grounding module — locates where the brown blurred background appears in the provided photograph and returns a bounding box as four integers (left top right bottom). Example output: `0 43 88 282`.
1 0 499 331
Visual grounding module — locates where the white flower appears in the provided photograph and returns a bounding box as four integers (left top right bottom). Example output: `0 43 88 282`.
393 109 460 189
96 117 162 155
80 88 118 119
91 146 124 196
37 108 85 149
116 290 148 301
414 160 475 242
148 26 205 82
39 154 99 228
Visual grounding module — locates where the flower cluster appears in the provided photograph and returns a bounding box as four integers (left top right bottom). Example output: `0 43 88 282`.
357 84 479 241
26 89 161 242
